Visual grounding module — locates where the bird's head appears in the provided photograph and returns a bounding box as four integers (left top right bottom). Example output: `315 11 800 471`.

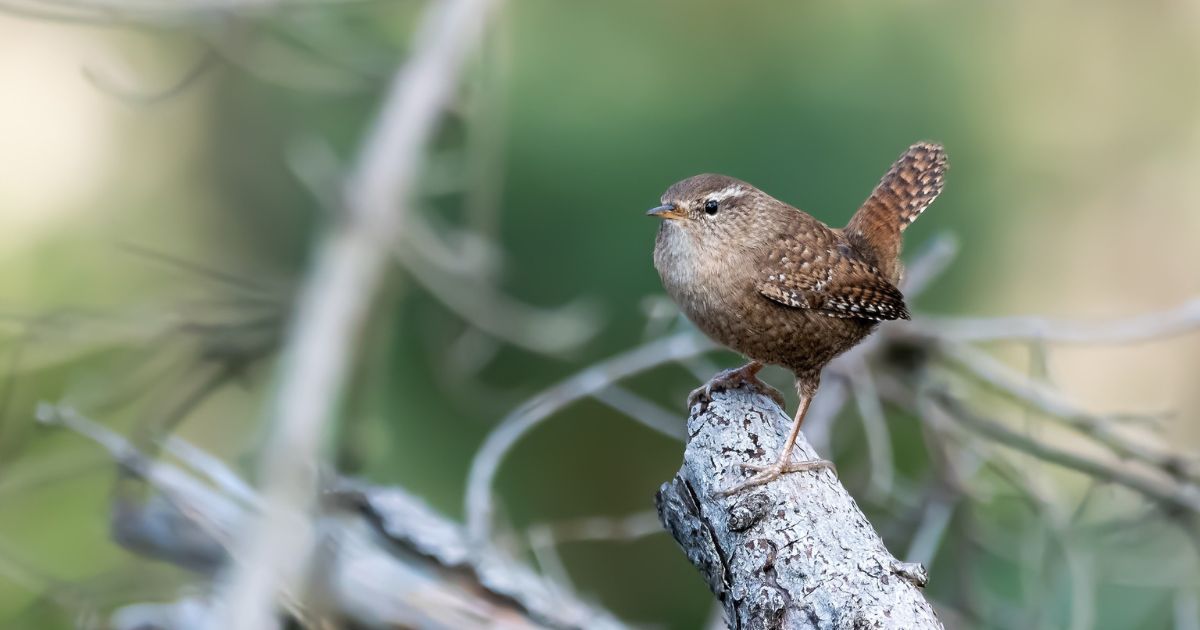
647 174 777 251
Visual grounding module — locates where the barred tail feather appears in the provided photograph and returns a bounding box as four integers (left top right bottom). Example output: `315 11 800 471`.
845 142 948 281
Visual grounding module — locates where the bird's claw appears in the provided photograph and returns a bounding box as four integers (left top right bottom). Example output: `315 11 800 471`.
686 362 786 412
718 458 835 496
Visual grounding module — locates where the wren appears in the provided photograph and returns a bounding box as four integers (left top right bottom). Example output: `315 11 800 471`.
648 142 947 494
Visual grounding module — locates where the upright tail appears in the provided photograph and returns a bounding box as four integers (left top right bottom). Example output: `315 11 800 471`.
844 142 948 282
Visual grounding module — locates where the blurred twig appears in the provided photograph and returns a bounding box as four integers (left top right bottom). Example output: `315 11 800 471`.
213 0 502 628
37 404 632 629
849 361 895 499
937 341 1193 477
465 330 712 545
526 510 664 550
0 0 377 27
83 47 218 105
927 391 1200 515
591 385 687 441
910 297 1200 345
523 510 663 599
287 131 600 357
397 246 600 356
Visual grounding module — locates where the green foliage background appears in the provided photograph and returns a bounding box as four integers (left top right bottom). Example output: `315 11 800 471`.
1 1 1199 628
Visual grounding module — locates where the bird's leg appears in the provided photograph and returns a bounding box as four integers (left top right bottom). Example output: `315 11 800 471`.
719 380 834 496
687 360 786 411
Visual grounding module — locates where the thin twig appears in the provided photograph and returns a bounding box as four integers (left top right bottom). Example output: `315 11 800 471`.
35 403 246 554
897 234 960 297
526 510 664 549
929 391 1200 515
524 510 663 599
398 246 600 355
905 498 955 567
938 342 1195 479
117 242 283 299
285 129 598 356
901 389 987 567
0 0 377 27
83 47 218 105
849 363 895 498
1176 588 1200 630
211 1 501 628
591 385 686 441
800 375 849 456
909 298 1200 345
465 331 711 545
161 436 258 507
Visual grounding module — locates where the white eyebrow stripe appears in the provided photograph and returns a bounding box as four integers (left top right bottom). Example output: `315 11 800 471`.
706 185 747 204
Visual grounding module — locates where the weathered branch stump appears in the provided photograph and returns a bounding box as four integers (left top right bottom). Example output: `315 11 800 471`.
656 383 942 630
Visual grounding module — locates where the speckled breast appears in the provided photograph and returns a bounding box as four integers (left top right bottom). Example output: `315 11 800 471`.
654 221 877 379
690 282 878 377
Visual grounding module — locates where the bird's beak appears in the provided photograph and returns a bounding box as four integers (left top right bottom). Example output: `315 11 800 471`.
646 203 684 220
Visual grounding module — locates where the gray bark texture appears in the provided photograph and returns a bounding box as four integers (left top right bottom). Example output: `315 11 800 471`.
656 383 943 630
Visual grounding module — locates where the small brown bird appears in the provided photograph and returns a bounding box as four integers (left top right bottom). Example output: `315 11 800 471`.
648 142 947 494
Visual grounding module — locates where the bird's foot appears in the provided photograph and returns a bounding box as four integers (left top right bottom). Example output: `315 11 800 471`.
687 361 786 412
718 457 835 496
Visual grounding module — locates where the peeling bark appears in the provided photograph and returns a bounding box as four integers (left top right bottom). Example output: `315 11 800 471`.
656 384 942 630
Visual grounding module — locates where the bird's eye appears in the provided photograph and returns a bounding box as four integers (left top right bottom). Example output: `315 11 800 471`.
704 199 719 215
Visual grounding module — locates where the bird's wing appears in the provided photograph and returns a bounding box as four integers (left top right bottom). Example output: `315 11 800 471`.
755 239 910 321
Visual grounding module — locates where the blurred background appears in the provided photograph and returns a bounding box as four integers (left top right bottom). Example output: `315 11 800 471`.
2 0 1200 628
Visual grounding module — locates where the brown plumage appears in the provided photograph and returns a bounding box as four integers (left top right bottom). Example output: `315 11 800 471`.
648 142 948 493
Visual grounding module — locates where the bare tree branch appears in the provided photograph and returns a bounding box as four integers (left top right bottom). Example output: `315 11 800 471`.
656 385 942 629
